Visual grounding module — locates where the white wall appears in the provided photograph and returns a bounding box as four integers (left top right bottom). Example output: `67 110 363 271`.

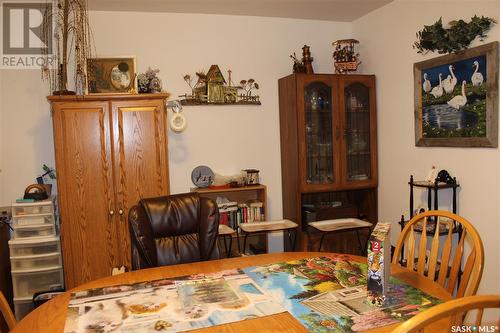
0 12 351 220
0 70 55 206
80 12 351 221
353 0 500 297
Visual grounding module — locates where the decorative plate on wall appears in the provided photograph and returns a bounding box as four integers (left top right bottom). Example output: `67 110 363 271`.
191 166 214 188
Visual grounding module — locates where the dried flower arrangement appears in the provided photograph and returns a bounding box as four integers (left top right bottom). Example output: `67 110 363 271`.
414 16 496 54
41 0 94 95
137 68 163 93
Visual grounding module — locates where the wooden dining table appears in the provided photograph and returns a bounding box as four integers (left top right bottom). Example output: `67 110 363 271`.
12 252 453 333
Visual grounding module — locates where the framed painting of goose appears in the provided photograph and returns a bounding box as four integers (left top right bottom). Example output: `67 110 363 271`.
414 41 498 147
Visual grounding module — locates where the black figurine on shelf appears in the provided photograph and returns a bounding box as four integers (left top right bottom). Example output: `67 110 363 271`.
435 170 456 184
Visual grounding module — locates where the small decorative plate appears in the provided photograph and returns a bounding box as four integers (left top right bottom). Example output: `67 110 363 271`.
191 166 214 188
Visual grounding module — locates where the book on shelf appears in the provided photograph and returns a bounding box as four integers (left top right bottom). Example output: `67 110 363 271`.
216 199 265 231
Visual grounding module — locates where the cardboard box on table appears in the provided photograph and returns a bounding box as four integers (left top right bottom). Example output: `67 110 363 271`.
367 222 391 305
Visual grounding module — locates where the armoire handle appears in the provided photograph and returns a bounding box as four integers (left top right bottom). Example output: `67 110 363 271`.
109 210 115 216
118 209 124 216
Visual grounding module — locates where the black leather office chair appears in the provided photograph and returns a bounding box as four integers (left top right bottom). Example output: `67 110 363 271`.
128 192 220 270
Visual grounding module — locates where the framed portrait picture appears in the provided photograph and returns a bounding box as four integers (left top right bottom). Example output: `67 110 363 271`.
86 56 136 94
414 42 498 147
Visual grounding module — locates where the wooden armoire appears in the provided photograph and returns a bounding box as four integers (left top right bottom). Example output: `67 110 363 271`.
48 93 170 288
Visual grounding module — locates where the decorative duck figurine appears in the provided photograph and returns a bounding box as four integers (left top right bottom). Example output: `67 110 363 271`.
471 61 484 87
447 80 467 110
423 73 431 93
430 73 443 98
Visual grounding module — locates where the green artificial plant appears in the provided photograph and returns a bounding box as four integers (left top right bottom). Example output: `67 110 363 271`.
414 16 496 54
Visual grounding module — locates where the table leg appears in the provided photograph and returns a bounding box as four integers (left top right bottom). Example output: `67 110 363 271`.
243 233 249 255
356 229 363 254
236 228 241 254
287 229 297 251
318 232 327 252
228 235 233 258
222 235 229 257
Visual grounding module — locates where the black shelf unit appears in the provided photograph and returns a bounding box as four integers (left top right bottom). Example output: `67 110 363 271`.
398 174 461 264
409 175 459 218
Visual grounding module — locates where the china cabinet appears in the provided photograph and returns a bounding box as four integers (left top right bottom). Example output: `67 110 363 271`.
278 74 378 253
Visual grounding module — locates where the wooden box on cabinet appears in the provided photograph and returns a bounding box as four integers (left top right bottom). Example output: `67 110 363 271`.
278 74 378 253
48 93 170 288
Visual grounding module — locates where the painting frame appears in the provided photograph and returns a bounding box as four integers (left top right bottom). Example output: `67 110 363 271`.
414 42 498 147
86 56 137 94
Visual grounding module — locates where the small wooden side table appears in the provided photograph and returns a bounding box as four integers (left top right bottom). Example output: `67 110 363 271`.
308 218 373 253
239 220 298 254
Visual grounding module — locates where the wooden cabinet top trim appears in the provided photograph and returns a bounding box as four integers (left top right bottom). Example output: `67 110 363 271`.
279 73 376 81
47 93 170 102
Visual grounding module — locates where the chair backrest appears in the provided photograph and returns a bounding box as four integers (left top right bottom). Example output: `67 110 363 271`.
0 291 15 331
128 192 219 269
392 210 484 297
392 295 500 333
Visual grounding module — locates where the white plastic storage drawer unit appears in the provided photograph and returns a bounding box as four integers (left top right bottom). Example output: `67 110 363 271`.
12 214 54 227
13 297 34 321
12 224 56 238
12 198 54 216
8 236 61 256
11 199 54 216
11 266 63 299
10 252 62 270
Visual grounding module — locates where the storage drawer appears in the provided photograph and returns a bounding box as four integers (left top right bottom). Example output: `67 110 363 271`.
9 237 60 256
12 224 56 238
13 298 34 321
12 200 53 216
10 253 61 270
11 267 63 298
12 214 54 226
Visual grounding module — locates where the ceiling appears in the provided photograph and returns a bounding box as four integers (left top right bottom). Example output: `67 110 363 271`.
88 0 394 22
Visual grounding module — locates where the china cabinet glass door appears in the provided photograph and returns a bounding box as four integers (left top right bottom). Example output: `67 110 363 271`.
344 82 372 182
304 82 334 185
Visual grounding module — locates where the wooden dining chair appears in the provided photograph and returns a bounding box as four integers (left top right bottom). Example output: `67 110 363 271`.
392 210 484 297
0 291 16 332
392 295 500 333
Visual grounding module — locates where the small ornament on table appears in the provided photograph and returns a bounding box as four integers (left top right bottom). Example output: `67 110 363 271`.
332 39 361 74
137 67 163 93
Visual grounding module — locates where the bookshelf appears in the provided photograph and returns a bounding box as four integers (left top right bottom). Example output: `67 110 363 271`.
192 185 267 255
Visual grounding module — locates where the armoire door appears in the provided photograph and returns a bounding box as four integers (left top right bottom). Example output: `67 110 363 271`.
111 99 170 270
52 101 120 288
